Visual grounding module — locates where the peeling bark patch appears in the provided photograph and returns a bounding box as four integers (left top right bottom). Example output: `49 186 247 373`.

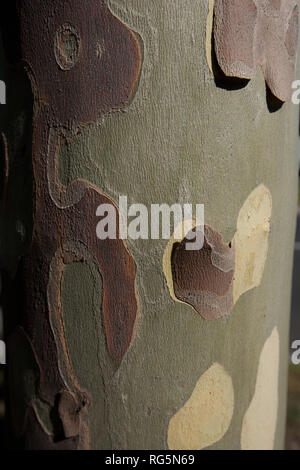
24 407 79 450
6 0 143 449
233 184 272 304
164 185 271 319
285 6 299 58
168 363 234 450
54 24 81 71
241 327 279 450
213 0 299 101
163 219 199 303
18 0 143 127
269 0 281 9
171 226 235 320
58 390 82 439
8 328 89 449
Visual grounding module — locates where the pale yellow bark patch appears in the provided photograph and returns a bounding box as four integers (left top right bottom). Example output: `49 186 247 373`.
241 327 279 450
233 184 272 304
206 0 215 73
168 363 234 450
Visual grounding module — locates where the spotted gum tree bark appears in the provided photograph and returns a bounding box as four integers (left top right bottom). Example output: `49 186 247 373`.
0 0 299 450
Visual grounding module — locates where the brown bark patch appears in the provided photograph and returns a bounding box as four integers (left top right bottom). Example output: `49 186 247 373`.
213 0 299 102
3 0 143 449
171 226 235 320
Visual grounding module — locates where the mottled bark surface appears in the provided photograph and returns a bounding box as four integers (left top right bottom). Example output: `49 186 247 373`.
0 0 299 450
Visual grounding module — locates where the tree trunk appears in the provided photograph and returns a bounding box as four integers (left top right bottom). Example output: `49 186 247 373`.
0 0 299 450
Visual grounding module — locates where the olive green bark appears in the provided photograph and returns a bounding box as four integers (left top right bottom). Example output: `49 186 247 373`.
0 0 299 450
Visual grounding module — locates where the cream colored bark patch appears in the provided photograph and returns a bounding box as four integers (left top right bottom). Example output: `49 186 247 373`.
206 0 215 73
241 327 279 450
168 363 234 450
233 184 272 304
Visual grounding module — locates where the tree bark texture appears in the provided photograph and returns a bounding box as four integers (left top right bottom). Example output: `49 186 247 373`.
0 0 299 450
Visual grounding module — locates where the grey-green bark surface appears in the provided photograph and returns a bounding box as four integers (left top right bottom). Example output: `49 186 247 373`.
1 0 299 450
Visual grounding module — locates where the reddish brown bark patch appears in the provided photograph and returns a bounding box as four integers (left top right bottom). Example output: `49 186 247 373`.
18 0 142 127
23 408 80 450
57 391 82 439
171 226 235 320
269 0 281 9
214 0 299 102
3 0 142 449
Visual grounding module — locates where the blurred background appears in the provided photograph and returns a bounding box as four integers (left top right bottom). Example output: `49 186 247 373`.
0 277 4 446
